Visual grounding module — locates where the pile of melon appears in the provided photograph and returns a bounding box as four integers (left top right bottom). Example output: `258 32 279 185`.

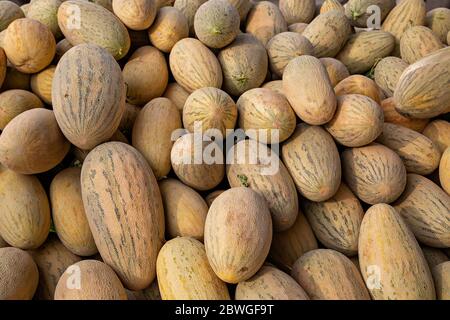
0 0 449 301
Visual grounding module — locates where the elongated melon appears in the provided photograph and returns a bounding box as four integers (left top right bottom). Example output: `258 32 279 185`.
112 0 156 31
374 56 408 97
400 26 444 64
279 0 315 24
426 7 450 43
319 57 350 87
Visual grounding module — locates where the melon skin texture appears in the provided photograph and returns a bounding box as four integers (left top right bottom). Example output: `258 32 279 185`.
0 89 44 130
26 0 63 38
320 0 344 15
174 0 207 35
112 0 156 31
433 262 450 300
163 82 190 113
345 0 395 28
319 57 350 87
156 237 230 300
421 246 448 270
279 0 315 25
359 203 435 300
30 65 55 105
440 147 450 196
400 26 444 64
334 75 381 105
0 1 25 32
194 0 240 49
55 260 127 300
426 8 450 44
81 142 165 291
58 0 130 60
374 56 408 97
393 174 450 248
52 44 126 150
281 124 341 202
236 266 309 300
0 247 39 300
422 120 450 154
204 188 273 284
380 98 429 133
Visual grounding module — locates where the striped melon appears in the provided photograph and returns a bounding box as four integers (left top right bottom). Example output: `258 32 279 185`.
30 65 55 105
433 262 450 300
156 237 230 299
393 174 450 248
282 124 341 201
345 0 395 28
236 266 309 300
261 80 284 96
374 56 408 97
226 139 298 231
217 33 268 96
283 56 336 125
325 94 384 147
81 142 165 290
426 7 450 43
440 147 450 195
236 88 296 143
174 0 206 35
359 203 435 300
376 123 441 175
302 10 352 58
341 144 407 204
0 166 50 249
169 38 222 93
291 249 370 300
335 75 381 104
320 0 344 14
112 0 156 31
58 0 130 60
0 1 24 31
336 30 395 74
163 82 190 113
0 89 43 130
279 0 315 24
158 179 208 240
52 44 125 150
380 97 428 132
319 57 350 87
302 183 364 256
26 0 62 38
423 120 450 153
400 26 444 64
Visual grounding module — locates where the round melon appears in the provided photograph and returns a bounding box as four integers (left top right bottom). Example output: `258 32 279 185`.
228 0 251 21
112 0 156 31
30 65 55 105
163 83 190 113
334 75 381 104
54 38 72 62
279 0 315 24
174 0 207 35
0 89 44 130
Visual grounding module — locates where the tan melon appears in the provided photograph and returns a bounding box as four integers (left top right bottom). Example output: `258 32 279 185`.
52 44 126 150
55 260 127 300
433 262 450 300
204 187 272 283
123 46 168 105
158 179 208 240
236 88 296 143
148 6 188 53
0 109 69 174
58 0 130 60
157 237 230 299
302 183 364 256
30 65 55 105
345 0 395 28
422 120 450 153
112 0 156 30
3 18 55 73
236 266 309 300
302 10 352 58
194 0 240 49
169 38 222 93
261 80 284 95
426 8 450 44
170 133 224 191
336 30 395 74
288 22 308 34
0 1 24 31
0 247 39 300
174 0 206 35
245 1 287 46
29 236 82 300
320 0 344 14
204 190 225 207
163 82 190 113
226 139 298 231
183 87 237 137
228 0 251 21
54 38 72 62
380 97 428 132
283 56 336 125
374 56 409 97
279 0 315 24
335 75 381 104
393 174 450 248
400 26 444 64
341 144 407 204
266 32 314 77
359 203 435 300
0 166 50 249
1 66 30 91
281 124 341 201
50 167 97 256
291 249 370 300
26 0 62 38
325 94 384 147
81 142 165 290
217 33 268 96
421 246 448 270
376 123 440 175
270 211 318 272
0 89 44 130
440 147 450 195
132 98 181 179
319 57 350 87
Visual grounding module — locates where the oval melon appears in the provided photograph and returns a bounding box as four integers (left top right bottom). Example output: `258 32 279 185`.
157 237 230 299
174 0 206 35
58 0 130 60
359 203 435 300
433 262 450 300
26 0 62 38
380 97 429 132
334 75 381 104
163 82 190 113
291 249 370 300
158 179 208 240
52 44 126 150
279 0 315 24
440 147 450 196
0 89 43 130
169 38 222 93
81 142 165 290
319 57 350 87
283 56 336 125
400 26 444 64
393 174 450 248
374 56 408 97
426 7 450 43
345 0 395 28
320 0 344 14
30 65 55 105
341 143 407 204
204 187 272 283
261 80 284 95
112 0 156 31
422 120 450 153
281 124 341 202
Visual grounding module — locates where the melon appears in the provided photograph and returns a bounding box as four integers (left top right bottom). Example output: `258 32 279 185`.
54 38 72 62
26 0 62 38
112 0 156 30
380 97 429 132
440 147 450 196
374 56 408 97
400 26 444 64
279 0 315 24
126 281 161 300
0 47 5 87
320 0 344 14
30 65 55 105
205 190 225 207
0 1 24 31
345 0 395 28
261 80 284 96
288 22 308 34
119 103 140 134
173 0 206 35
0 89 44 130
1 67 30 91
334 75 381 104
163 82 190 113
422 120 450 153
228 0 251 21
421 246 449 270
433 262 450 300
319 57 350 87
426 7 450 44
